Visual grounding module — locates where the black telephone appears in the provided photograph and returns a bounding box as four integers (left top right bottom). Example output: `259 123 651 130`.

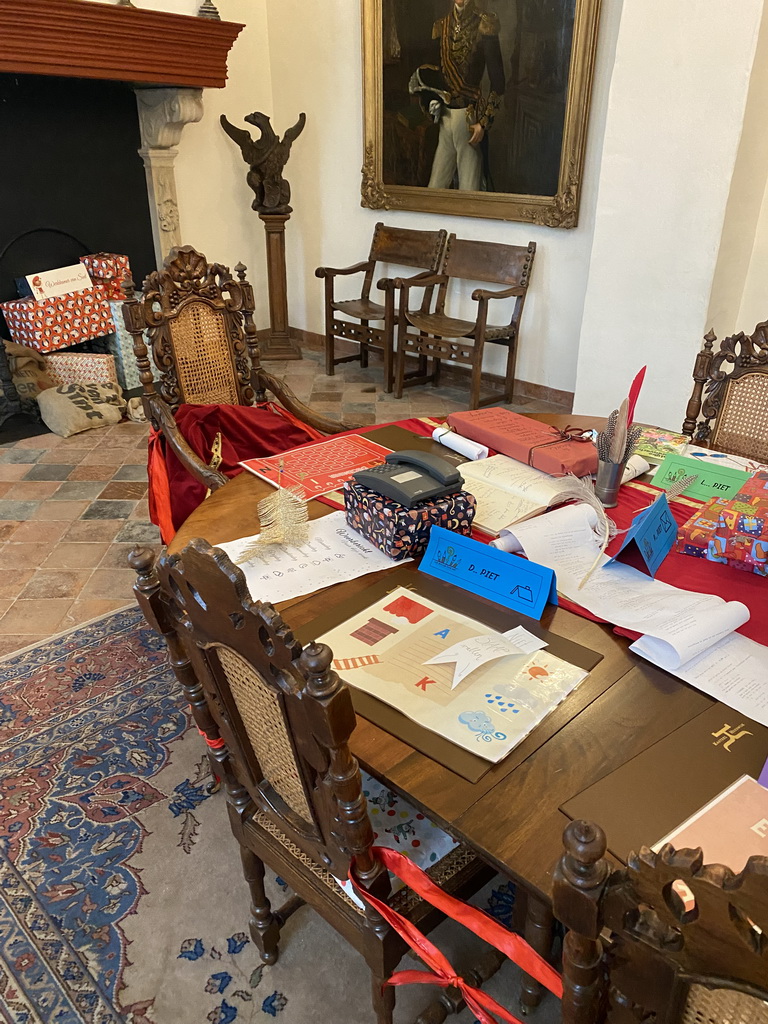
353 450 464 508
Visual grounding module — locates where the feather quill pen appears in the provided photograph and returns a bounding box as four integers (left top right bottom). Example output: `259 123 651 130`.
626 366 647 427
236 460 309 562
609 398 629 464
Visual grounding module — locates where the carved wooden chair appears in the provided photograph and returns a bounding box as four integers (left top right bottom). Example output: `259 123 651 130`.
394 236 536 410
122 246 351 538
132 539 493 1024
682 322 768 462
316 222 448 393
553 819 768 1024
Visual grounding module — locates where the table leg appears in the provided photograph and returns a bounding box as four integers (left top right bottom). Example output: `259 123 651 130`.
520 893 554 1014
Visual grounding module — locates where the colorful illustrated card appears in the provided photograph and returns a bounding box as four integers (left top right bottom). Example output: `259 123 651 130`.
318 586 587 763
420 526 557 619
652 454 750 502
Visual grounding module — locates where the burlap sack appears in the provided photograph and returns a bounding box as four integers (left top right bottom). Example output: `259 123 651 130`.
37 382 126 437
3 340 55 400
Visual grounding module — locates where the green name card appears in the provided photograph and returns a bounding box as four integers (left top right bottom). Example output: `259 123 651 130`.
652 454 750 501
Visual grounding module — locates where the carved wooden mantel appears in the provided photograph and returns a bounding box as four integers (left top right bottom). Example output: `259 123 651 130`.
0 0 243 90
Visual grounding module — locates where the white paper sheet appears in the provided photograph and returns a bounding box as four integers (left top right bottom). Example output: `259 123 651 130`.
424 633 527 688
317 586 588 762
424 626 549 688
218 512 406 604
502 504 766 723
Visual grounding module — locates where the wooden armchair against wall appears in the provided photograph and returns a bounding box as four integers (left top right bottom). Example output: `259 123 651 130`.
316 223 447 393
122 246 352 538
553 819 768 1024
135 538 493 1024
682 322 768 462
393 237 536 410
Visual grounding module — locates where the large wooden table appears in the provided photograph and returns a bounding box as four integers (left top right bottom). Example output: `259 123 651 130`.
169 415 714 999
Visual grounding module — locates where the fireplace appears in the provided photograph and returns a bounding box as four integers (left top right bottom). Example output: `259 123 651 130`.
0 0 242 438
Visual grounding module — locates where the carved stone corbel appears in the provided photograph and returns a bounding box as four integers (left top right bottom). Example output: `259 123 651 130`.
135 87 204 263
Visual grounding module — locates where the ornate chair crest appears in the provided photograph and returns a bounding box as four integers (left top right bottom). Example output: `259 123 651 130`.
554 820 768 1024
124 245 258 414
683 323 768 463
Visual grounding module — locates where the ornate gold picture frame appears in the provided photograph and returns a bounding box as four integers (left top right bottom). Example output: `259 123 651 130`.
361 0 602 228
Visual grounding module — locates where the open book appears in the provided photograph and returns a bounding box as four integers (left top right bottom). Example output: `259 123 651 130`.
460 454 576 534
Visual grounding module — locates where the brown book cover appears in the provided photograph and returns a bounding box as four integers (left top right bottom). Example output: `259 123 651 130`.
653 775 768 869
561 703 768 861
447 408 598 477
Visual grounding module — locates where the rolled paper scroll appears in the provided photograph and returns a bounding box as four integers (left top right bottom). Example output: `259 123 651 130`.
432 426 488 461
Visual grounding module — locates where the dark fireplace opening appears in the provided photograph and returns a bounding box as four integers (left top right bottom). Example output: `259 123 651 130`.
0 72 156 440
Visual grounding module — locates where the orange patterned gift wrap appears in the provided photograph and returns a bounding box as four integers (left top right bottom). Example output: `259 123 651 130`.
79 254 131 301
1 286 114 354
677 471 768 576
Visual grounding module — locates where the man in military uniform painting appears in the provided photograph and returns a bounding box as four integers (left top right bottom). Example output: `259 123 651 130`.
411 0 505 191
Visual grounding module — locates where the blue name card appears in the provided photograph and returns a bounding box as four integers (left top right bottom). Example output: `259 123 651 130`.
420 526 557 620
606 493 676 577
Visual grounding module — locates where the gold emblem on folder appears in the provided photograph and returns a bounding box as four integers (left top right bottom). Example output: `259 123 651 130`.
711 723 753 751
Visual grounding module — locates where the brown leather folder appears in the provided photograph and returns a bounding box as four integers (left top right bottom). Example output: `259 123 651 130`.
561 702 768 861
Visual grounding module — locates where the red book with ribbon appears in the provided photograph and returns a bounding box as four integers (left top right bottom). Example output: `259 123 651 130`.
447 408 598 478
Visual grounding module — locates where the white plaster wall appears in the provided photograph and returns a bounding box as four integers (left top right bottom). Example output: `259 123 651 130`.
573 0 764 429
171 0 274 326
738 177 768 331
262 0 623 394
707 4 768 339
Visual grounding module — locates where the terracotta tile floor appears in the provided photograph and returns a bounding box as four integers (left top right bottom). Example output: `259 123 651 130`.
0 419 156 656
0 349 567 656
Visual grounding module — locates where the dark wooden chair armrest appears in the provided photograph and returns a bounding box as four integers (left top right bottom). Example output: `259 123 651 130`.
376 270 438 294
315 260 374 280
471 285 526 301
147 394 228 493
255 368 362 435
392 271 447 291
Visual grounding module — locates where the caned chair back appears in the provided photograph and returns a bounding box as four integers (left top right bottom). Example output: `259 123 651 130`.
123 246 258 414
554 820 768 1024
683 323 768 462
156 539 378 885
441 236 536 288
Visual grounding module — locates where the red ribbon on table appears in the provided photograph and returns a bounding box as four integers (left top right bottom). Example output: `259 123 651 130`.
526 424 594 468
350 846 562 1024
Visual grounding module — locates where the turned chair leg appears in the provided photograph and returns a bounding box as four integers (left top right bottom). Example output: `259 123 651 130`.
371 971 396 1024
325 321 336 376
240 845 281 965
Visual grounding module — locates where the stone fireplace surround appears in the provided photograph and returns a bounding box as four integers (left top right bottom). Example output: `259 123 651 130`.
0 0 243 264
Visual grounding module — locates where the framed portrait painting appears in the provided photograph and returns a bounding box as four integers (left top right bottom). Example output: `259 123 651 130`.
361 0 602 227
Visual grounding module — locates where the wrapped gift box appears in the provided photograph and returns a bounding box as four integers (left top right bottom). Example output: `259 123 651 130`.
677 472 768 576
0 286 113 354
105 299 144 391
46 352 119 389
79 254 131 301
447 408 598 477
344 480 476 560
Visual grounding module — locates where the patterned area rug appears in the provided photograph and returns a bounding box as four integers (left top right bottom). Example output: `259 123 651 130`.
0 609 558 1024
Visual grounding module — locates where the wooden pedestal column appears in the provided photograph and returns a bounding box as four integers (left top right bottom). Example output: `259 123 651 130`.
259 213 302 361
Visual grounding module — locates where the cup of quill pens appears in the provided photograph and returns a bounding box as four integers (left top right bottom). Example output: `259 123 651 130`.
595 367 647 508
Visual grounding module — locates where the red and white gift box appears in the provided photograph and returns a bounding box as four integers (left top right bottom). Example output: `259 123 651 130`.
0 286 114 354
79 254 131 301
45 352 119 389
